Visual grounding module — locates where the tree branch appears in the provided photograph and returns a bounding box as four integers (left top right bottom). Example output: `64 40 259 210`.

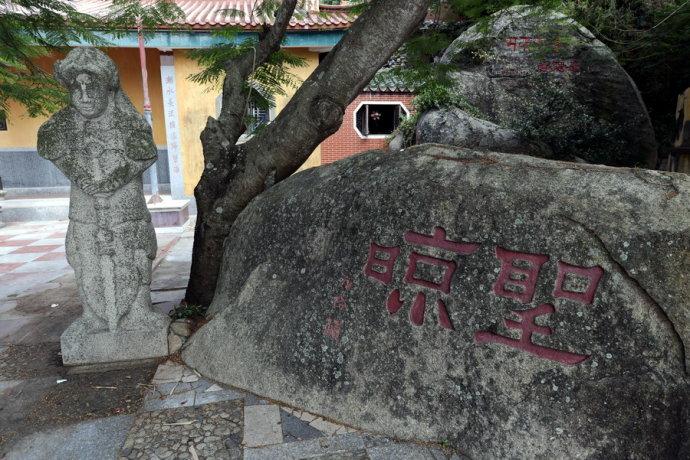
210 0 430 220
215 0 298 140
251 0 430 177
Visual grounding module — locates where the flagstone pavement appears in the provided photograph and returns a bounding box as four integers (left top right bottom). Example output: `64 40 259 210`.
0 219 463 459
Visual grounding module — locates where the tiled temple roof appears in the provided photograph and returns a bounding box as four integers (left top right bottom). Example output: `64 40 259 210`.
73 0 355 30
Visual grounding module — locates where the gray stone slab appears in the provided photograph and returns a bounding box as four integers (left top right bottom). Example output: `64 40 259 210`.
244 433 367 460
280 409 324 443
143 389 195 411
151 361 186 384
305 449 369 460
5 415 133 460
194 388 243 406
243 404 283 448
151 288 186 304
244 394 270 406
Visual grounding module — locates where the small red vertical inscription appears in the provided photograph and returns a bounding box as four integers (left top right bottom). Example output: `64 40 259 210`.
363 243 400 285
492 247 549 304
341 276 354 291
474 303 589 365
332 295 348 311
323 318 343 342
553 261 604 304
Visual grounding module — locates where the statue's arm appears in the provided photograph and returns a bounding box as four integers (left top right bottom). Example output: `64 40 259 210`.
86 125 157 194
37 115 90 187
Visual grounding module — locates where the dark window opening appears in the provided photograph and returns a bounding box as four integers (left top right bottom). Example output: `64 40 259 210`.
0 116 7 131
355 104 405 136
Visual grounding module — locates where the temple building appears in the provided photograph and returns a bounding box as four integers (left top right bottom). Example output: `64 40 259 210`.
0 0 413 202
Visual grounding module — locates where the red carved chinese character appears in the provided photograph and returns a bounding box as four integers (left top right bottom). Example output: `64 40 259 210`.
363 243 400 285
386 290 454 330
518 36 531 50
553 261 604 304
332 295 347 311
553 60 566 72
537 62 551 72
568 60 581 73
474 303 589 365
323 318 342 341
393 227 479 330
493 246 549 304
404 227 479 255
366 228 478 331
404 252 457 293
506 36 518 51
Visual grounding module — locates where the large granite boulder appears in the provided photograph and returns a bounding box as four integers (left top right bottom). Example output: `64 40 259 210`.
184 145 689 457
418 6 657 167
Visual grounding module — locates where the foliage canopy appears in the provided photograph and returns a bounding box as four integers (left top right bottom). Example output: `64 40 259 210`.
0 0 183 121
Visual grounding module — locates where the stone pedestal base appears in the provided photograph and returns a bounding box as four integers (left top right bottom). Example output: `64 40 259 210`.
61 321 170 366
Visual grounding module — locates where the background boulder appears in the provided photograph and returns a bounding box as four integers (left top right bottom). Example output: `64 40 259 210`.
418 6 657 167
416 107 552 157
184 145 688 458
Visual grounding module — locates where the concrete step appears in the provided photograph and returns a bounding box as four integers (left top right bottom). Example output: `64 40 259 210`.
0 196 191 228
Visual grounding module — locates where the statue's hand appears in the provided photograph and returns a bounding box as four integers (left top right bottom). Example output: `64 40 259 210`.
79 178 99 195
80 178 119 195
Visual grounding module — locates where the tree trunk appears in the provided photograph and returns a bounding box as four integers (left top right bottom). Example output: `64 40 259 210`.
186 0 430 307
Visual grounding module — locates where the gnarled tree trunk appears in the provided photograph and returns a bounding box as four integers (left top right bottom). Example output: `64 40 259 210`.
186 0 431 307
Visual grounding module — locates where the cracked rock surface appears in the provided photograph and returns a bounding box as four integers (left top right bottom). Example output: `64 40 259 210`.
184 145 690 458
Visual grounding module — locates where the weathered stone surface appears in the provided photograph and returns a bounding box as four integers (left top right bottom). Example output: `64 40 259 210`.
416 107 550 157
420 6 657 167
168 332 184 355
37 48 169 365
184 145 689 458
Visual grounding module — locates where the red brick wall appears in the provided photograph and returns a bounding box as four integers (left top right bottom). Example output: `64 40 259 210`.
320 92 415 165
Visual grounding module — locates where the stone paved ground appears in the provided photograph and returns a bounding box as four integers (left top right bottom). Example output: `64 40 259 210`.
0 218 464 459
0 220 190 455
118 359 461 460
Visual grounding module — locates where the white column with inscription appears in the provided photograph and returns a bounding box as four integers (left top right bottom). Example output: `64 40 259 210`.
159 53 186 199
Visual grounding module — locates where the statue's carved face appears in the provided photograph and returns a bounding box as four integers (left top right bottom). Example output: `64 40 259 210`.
70 72 109 118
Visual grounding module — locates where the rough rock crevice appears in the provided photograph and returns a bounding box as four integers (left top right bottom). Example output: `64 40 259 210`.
561 215 688 374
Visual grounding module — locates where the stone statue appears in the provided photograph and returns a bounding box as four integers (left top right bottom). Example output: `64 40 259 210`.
37 48 170 365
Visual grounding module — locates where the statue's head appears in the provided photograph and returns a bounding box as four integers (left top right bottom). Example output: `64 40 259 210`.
55 48 119 119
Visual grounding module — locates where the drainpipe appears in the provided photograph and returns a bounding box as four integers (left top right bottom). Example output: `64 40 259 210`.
138 20 163 204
